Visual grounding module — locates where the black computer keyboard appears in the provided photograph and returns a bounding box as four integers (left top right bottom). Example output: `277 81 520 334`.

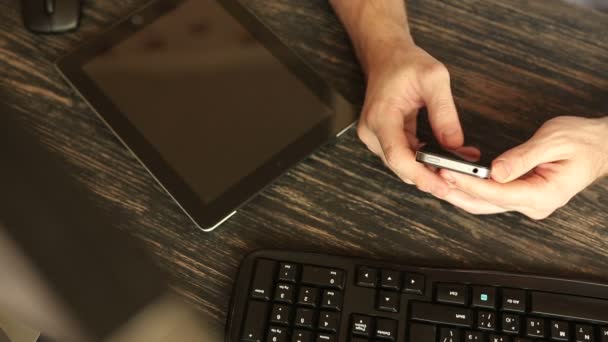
226 250 608 342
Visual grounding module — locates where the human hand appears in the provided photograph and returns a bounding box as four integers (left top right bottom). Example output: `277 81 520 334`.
357 40 476 197
439 116 608 219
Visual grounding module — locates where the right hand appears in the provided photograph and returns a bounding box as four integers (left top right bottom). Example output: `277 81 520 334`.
357 40 475 198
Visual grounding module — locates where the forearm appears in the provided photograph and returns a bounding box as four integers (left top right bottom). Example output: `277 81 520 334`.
329 0 415 74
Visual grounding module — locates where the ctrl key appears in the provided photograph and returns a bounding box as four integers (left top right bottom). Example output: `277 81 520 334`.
241 301 269 341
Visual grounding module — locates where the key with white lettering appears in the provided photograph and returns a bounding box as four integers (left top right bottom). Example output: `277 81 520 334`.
351 314 372 337
410 302 473 328
301 266 345 289
478 311 496 331
502 288 526 313
375 318 397 341
249 259 276 300
318 311 339 332
437 283 468 305
440 327 461 342
550 320 569 341
575 324 594 342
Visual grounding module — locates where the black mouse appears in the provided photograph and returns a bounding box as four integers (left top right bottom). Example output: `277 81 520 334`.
22 0 81 34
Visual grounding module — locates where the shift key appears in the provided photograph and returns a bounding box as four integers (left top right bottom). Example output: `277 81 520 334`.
410 302 473 328
301 265 345 289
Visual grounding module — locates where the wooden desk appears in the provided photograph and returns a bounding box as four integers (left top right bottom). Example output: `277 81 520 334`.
2 0 607 336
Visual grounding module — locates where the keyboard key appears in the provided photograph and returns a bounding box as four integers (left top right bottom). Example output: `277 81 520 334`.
318 311 339 332
410 302 473 328
297 287 318 307
472 286 496 309
403 273 425 294
550 320 569 341
531 291 608 323
294 308 314 329
375 318 397 340
436 283 468 305
350 338 369 342
502 314 520 334
357 266 378 288
477 311 497 331
277 263 298 283
292 330 313 342
315 333 335 342
465 330 485 341
409 323 436 342
377 290 400 312
301 266 344 289
352 314 372 337
601 327 608 342
575 324 594 342
274 283 294 304
270 304 290 325
380 269 401 290
241 301 270 341
321 290 342 311
250 259 276 300
267 326 288 342
525 317 545 338
513 339 532 342
439 327 461 342
501 288 526 312
489 334 512 342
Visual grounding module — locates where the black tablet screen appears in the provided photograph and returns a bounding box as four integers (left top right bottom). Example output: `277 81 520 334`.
83 0 330 203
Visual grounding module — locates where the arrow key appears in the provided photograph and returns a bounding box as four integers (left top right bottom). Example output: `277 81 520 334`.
404 273 425 295
381 269 402 290
357 266 378 288
318 311 339 332
377 290 400 313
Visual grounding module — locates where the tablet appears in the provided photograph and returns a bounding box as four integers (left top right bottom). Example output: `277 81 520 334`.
57 0 358 231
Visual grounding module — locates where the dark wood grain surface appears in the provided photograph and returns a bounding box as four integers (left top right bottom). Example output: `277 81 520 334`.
2 0 608 336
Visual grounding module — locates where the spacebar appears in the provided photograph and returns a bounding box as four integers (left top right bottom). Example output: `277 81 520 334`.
531 291 608 323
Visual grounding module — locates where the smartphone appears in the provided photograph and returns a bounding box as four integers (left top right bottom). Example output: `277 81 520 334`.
415 147 491 179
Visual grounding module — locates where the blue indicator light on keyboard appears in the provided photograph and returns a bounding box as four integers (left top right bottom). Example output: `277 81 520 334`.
481 294 488 301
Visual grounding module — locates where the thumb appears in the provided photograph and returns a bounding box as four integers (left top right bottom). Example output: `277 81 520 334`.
421 73 464 149
491 139 567 183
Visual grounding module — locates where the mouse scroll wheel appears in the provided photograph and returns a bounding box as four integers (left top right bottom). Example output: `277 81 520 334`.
45 0 55 14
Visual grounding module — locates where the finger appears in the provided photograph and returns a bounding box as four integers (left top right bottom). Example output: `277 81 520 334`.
357 123 384 156
419 68 464 149
375 123 449 196
357 124 414 184
491 138 572 183
440 168 533 207
450 146 481 162
442 188 508 215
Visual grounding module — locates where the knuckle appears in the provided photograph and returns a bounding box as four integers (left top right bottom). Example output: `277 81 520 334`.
423 61 451 82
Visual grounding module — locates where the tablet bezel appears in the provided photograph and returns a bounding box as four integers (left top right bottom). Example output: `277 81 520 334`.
56 0 358 231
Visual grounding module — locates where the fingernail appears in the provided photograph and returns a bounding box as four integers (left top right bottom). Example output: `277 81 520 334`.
492 160 511 181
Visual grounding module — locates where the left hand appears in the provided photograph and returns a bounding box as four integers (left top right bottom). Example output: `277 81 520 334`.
438 116 608 220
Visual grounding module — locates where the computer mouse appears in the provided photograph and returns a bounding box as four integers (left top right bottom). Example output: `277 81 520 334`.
22 0 81 34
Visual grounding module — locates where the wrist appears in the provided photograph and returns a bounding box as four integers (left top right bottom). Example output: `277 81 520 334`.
357 31 416 76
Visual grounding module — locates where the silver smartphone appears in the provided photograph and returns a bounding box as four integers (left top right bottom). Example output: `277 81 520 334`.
415 147 491 179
